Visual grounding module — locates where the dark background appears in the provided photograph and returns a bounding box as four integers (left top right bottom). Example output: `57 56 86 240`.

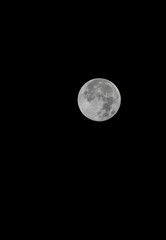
2 2 164 235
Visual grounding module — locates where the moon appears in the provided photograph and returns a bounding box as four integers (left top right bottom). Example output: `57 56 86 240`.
78 78 121 121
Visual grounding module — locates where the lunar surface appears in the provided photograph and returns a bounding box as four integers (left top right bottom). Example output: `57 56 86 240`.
78 78 121 121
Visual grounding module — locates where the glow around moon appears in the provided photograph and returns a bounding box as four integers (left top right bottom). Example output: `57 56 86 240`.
78 78 121 121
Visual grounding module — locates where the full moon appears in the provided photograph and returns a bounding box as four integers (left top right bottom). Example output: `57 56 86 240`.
78 78 121 121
